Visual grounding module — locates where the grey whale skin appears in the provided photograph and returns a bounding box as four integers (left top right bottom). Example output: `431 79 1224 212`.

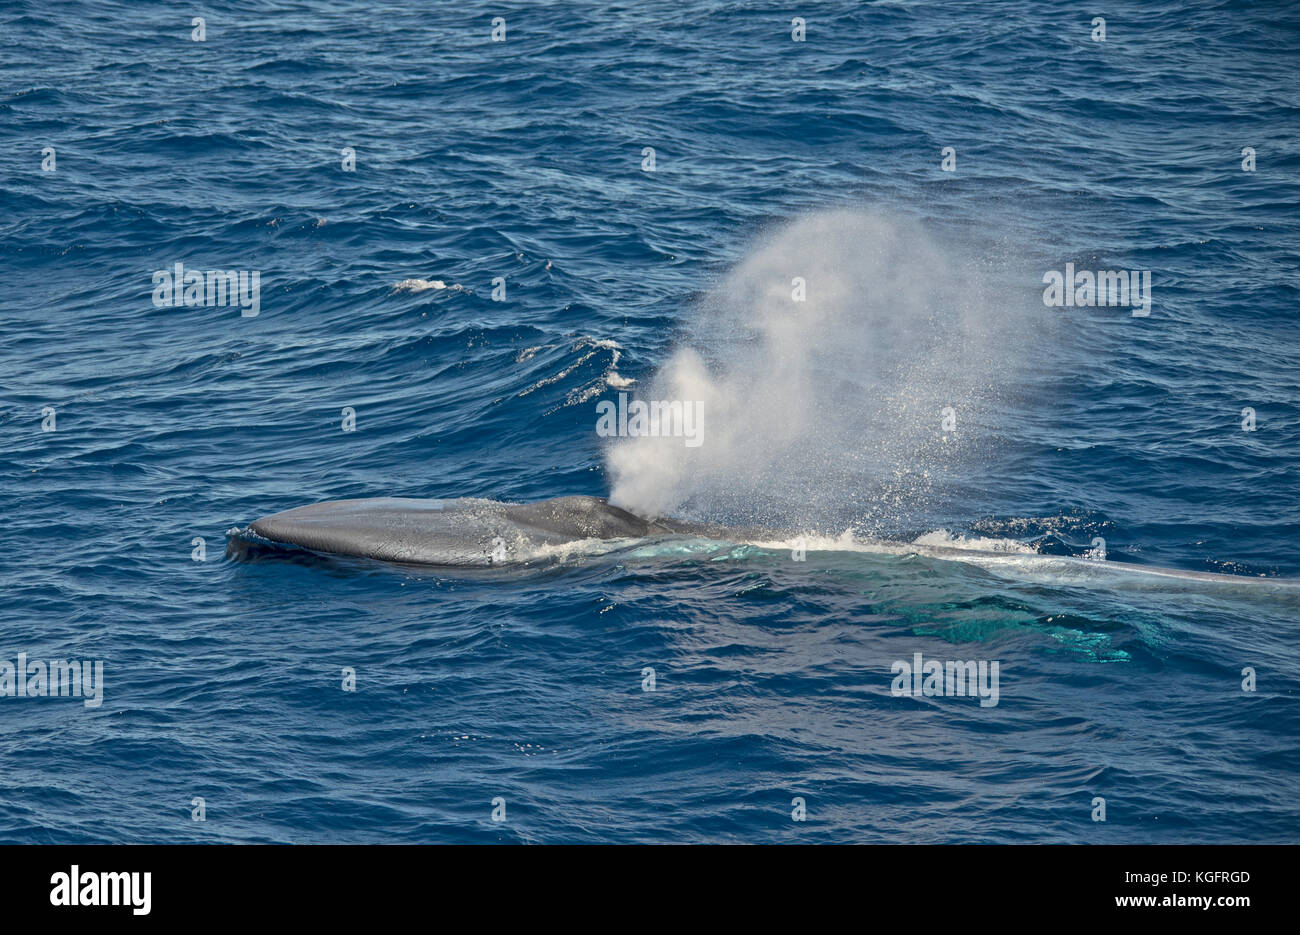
235 495 1295 588
241 495 736 566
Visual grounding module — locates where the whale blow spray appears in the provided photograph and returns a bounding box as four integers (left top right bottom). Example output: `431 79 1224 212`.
605 209 1037 534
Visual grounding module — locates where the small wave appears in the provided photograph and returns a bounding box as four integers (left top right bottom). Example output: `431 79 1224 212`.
515 345 552 363
515 336 631 410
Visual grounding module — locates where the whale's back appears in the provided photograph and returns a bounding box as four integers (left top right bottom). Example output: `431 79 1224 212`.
239 495 675 566
232 496 1300 595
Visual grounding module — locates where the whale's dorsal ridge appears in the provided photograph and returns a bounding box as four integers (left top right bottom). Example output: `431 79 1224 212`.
504 495 661 539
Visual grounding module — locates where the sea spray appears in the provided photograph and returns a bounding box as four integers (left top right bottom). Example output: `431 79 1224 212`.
604 209 1038 534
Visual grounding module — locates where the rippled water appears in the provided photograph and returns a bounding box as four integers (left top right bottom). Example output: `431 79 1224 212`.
1 0 1298 842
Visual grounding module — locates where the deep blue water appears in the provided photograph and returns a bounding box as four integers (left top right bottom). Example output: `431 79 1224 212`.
2 0 1299 843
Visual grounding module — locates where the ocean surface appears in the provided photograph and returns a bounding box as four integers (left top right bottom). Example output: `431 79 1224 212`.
2 0 1298 843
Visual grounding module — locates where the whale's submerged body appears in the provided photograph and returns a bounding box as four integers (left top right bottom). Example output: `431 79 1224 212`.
229 495 1298 592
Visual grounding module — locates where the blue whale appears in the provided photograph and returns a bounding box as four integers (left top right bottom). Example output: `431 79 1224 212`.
228 495 1299 591
233 495 734 567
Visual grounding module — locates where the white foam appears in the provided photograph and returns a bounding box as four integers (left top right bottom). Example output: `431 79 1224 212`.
393 278 462 292
910 529 1039 554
